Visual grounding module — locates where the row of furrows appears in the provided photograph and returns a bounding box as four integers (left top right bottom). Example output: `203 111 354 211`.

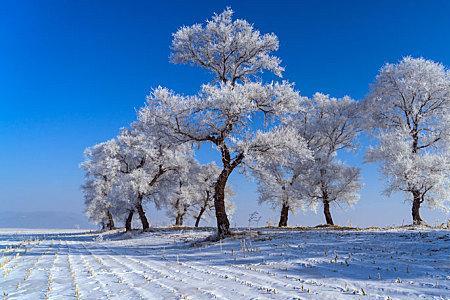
194 237 448 297
77 242 173 300
130 240 400 299
0 239 40 274
255 239 450 295
133 245 323 297
88 242 221 300
214 239 449 299
103 243 296 299
81 254 145 299
113 249 244 299
78 253 111 300
44 250 60 300
60 241 79 299
136 247 383 299
1 239 50 299
218 242 447 299
66 242 107 300
4 232 447 300
92 235 450 300
15 248 51 293
1 252 40 299
96 243 256 299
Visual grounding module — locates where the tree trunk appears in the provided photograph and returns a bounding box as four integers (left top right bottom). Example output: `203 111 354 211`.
410 133 424 226
135 198 150 231
323 199 334 225
176 204 188 226
213 146 243 239
173 198 185 226
125 210 134 232
320 173 334 226
278 203 289 227
214 170 232 238
106 210 115 230
412 190 423 225
175 213 184 226
195 206 206 227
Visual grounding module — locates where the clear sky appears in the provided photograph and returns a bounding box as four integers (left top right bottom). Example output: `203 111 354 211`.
1 0 450 228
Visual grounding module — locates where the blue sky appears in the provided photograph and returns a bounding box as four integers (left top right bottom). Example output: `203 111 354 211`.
1 0 450 227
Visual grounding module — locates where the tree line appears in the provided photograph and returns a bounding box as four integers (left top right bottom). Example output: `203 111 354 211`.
81 8 450 238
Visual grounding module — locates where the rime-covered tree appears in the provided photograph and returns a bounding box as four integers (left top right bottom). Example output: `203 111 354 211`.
139 8 301 238
190 163 234 227
299 160 360 225
364 57 450 225
113 129 151 230
159 155 201 226
112 126 192 231
81 138 137 231
291 93 361 225
108 182 137 232
81 120 192 231
250 127 312 227
81 140 120 230
82 179 115 230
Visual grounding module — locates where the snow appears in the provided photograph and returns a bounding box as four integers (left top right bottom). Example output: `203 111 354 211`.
0 228 448 299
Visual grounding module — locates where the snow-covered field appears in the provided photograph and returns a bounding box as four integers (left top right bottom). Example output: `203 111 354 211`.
0 228 448 300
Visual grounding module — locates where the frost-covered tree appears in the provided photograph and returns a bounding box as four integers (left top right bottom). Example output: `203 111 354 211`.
112 126 192 231
81 119 193 232
191 163 217 227
299 160 361 225
113 129 151 230
155 161 235 227
190 163 234 227
250 126 312 227
166 179 197 226
108 182 137 232
82 179 115 230
364 57 450 225
170 8 283 83
81 138 138 232
159 155 201 226
81 140 119 230
139 8 302 238
291 93 361 225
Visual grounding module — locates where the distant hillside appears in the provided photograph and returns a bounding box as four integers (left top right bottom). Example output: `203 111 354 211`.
0 211 95 229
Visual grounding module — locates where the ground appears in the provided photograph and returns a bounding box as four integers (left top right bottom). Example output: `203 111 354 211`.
0 227 449 300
